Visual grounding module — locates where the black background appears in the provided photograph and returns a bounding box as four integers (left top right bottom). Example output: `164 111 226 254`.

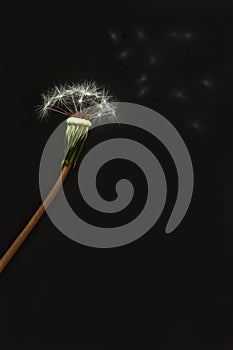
0 0 232 349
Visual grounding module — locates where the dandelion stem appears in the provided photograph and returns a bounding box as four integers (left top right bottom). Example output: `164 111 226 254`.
0 151 77 274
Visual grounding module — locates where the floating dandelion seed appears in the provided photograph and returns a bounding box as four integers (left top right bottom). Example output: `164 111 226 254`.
0 81 116 274
118 49 130 60
135 29 146 40
172 88 188 101
136 73 148 84
168 31 194 41
200 78 213 88
109 30 120 43
149 54 157 65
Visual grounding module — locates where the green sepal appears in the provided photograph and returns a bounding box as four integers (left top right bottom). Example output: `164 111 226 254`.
62 133 88 168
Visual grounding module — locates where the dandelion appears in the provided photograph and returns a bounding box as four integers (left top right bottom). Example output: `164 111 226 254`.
0 81 116 273
39 81 116 166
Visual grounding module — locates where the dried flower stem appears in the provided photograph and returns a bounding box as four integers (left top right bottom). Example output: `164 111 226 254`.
0 152 76 274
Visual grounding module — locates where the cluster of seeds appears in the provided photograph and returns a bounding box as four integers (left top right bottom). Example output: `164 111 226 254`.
39 81 116 121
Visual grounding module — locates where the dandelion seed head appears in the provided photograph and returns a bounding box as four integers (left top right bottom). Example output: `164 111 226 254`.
38 81 118 167
38 81 116 122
